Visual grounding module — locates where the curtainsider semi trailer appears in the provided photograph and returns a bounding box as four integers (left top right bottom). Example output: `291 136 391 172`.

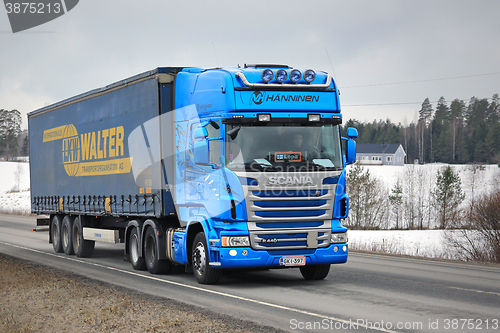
28 65 358 284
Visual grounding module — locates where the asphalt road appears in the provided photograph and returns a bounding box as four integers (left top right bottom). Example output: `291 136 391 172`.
1 213 499 333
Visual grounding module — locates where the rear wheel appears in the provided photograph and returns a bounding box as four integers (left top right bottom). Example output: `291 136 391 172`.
72 216 95 258
129 227 146 270
299 264 330 280
144 227 170 274
61 215 75 255
192 232 221 284
51 215 63 253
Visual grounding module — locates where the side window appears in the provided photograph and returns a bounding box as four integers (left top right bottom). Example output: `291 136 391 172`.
206 120 221 165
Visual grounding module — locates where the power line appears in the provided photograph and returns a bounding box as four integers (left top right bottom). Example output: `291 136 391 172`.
343 101 426 107
343 97 496 107
341 72 500 89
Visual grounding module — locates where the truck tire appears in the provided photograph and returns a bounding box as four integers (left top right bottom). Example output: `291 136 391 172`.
129 227 146 270
51 215 64 253
192 232 221 284
72 216 95 258
61 215 75 255
299 264 330 280
144 227 170 274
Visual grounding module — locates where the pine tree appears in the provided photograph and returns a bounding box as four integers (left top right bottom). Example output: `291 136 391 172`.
388 179 403 229
0 109 22 159
418 98 433 163
432 166 465 229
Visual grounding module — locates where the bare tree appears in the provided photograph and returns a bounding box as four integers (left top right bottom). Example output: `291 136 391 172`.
345 163 388 229
13 163 24 192
446 191 500 263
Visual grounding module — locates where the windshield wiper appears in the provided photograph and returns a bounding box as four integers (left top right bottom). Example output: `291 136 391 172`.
244 160 278 172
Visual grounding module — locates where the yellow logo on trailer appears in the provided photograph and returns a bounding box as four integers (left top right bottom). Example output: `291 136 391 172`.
43 124 132 177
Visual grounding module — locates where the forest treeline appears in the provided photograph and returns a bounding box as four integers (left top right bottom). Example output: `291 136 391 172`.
0 109 27 159
343 94 500 164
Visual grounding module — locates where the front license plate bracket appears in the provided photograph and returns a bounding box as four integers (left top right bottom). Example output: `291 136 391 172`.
279 256 305 266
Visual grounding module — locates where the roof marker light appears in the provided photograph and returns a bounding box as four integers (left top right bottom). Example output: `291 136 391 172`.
308 114 321 122
258 114 271 122
261 69 273 83
290 69 301 83
304 69 316 83
275 69 288 83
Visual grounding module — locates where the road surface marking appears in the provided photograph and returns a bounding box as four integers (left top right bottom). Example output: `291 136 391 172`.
1 240 398 333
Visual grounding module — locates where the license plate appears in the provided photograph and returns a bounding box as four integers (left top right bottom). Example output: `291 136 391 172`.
279 256 305 266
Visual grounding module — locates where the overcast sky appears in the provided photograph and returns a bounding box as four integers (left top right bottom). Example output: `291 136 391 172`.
1 0 499 129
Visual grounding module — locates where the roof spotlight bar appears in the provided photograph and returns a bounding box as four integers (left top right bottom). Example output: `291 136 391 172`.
235 71 334 90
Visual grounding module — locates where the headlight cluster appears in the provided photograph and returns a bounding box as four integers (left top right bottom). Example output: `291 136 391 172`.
331 232 347 244
261 68 316 84
221 236 250 247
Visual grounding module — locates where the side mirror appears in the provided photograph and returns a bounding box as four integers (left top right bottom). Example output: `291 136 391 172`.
347 127 358 139
193 127 210 165
345 138 356 165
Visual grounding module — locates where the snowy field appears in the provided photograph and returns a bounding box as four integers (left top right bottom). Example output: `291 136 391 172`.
348 163 500 203
349 230 457 259
0 161 30 215
0 161 498 259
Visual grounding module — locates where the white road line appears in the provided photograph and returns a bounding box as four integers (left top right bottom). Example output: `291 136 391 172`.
1 240 398 333
447 286 500 297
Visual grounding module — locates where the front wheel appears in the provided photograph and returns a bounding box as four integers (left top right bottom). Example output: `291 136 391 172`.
299 264 330 280
144 227 171 274
192 232 221 284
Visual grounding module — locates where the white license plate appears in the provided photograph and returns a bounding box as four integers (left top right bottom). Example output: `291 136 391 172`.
279 256 305 266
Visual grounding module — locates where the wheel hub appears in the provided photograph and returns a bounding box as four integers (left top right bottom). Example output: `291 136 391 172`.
193 242 206 274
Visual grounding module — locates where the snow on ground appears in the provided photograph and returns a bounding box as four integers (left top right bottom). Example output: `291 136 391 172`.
348 230 457 260
349 163 500 199
0 161 31 215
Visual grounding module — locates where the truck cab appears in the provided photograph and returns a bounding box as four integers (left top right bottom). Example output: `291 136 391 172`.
167 65 357 283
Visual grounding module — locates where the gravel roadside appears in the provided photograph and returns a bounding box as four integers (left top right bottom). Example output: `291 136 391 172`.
0 254 286 333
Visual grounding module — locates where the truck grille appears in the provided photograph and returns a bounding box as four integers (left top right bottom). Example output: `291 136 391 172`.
248 189 334 221
247 220 332 251
236 171 340 250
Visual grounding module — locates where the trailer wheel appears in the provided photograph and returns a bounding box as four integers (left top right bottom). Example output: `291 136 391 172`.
144 227 170 274
192 232 221 284
129 227 146 270
61 215 75 255
72 216 95 258
299 264 330 280
51 215 64 253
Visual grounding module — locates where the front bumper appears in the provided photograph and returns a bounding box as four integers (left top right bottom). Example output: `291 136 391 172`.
213 243 348 268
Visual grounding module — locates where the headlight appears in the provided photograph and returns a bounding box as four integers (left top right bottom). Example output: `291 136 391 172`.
331 232 347 244
222 236 250 247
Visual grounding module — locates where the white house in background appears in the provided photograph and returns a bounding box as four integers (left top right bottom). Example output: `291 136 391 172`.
356 144 406 166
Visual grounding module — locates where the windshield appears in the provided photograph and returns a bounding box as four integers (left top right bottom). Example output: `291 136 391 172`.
226 123 343 172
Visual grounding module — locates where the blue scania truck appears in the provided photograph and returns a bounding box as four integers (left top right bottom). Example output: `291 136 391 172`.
28 65 357 284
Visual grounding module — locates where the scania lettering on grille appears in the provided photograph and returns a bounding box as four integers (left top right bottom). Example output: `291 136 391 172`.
267 176 314 186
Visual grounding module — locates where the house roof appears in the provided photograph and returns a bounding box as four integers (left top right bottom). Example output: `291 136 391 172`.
357 143 403 154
